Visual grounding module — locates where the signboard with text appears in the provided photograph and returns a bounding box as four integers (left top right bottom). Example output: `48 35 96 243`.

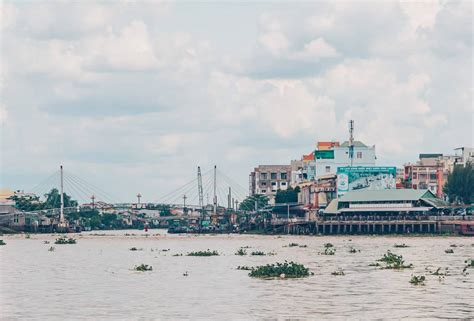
337 166 397 196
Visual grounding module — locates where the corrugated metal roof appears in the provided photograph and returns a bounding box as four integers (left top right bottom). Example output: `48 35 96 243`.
324 199 339 214
338 189 436 202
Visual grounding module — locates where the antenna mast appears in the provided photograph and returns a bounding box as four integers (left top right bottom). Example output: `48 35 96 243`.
349 120 354 167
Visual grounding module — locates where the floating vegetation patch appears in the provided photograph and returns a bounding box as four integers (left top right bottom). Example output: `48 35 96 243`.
237 266 252 271
161 249 170 252
172 253 183 257
320 247 336 255
394 243 409 248
54 236 76 244
187 250 219 256
375 251 413 269
450 244 457 248
248 261 312 279
462 259 474 274
299 245 308 248
43 241 50 244
324 243 334 248
134 264 153 272
287 243 299 247
0 240 6 246
235 248 247 256
445 249 454 254
331 269 345 276
349 247 360 253
251 251 266 256
48 246 55 252
129 247 143 251
409 275 426 286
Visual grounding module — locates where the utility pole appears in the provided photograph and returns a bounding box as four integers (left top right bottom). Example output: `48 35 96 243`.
349 120 354 167
213 165 217 215
60 165 65 227
287 203 290 235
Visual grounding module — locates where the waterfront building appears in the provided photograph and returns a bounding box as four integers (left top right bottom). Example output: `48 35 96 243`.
290 159 304 187
249 165 292 205
403 152 464 197
325 189 447 216
298 174 337 209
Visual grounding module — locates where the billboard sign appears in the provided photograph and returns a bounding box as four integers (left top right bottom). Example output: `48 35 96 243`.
337 166 397 196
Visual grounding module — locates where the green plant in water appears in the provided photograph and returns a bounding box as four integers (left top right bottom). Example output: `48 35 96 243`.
134 264 153 272
251 251 266 256
54 236 76 244
462 259 474 274
44 241 50 244
349 247 360 253
172 253 183 256
324 243 334 248
288 243 299 247
237 265 252 270
48 246 55 252
0 240 6 246
129 247 142 251
394 243 409 248
331 268 345 276
375 251 413 269
235 248 247 256
409 275 426 286
248 261 312 279
187 250 219 256
445 249 454 254
320 247 336 255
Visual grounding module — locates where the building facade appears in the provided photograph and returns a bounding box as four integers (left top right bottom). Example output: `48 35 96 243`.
249 165 292 205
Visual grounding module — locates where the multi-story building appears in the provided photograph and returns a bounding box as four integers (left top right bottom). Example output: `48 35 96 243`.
403 153 458 197
314 141 376 178
454 147 474 166
249 165 292 205
290 159 304 187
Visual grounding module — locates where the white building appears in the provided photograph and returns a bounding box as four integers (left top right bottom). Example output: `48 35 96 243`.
314 141 376 178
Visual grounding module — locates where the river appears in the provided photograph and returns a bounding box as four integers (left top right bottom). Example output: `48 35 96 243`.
1 230 473 320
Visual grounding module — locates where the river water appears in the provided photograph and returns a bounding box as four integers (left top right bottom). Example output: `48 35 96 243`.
1 230 473 320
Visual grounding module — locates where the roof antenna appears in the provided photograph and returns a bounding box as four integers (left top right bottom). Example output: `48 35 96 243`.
349 120 354 167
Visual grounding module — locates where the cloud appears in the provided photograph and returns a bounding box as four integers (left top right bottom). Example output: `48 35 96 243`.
1 1 472 201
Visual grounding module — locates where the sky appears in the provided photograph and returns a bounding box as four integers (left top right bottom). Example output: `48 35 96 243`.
0 0 472 203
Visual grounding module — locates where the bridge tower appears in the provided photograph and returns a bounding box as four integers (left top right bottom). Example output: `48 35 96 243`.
197 166 204 210
59 165 65 227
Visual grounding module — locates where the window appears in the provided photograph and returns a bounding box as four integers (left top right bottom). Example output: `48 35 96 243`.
413 173 417 179
430 173 437 180
261 190 266 193
280 172 287 180
281 182 287 186
260 172 267 180
261 182 267 186
271 173 277 180
271 182 277 186
325 166 331 173
357 152 362 159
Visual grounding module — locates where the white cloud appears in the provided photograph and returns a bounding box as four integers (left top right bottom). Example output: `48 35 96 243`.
291 38 340 61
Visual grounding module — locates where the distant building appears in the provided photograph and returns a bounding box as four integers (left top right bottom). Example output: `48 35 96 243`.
249 165 292 205
298 174 337 209
290 159 304 187
454 147 474 166
404 152 462 197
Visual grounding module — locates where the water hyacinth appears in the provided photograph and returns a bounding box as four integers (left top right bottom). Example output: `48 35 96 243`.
54 237 76 244
375 251 413 269
445 249 454 254
251 251 266 256
134 264 153 272
235 248 247 256
349 247 360 253
237 266 252 270
0 240 6 246
187 250 219 256
331 269 345 276
248 261 312 279
409 275 426 286
394 243 409 248
129 247 142 251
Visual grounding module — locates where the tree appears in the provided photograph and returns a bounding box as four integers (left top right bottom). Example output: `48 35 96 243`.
239 194 269 211
9 194 44 211
275 187 300 204
43 188 78 209
444 162 474 204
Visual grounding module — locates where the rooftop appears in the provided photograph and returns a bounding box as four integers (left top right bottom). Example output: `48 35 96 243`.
339 189 437 202
339 141 369 148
